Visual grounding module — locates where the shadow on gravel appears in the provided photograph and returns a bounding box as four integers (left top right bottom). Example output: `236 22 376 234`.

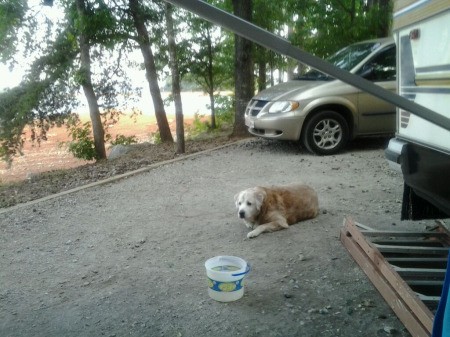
345 136 392 153
242 136 392 156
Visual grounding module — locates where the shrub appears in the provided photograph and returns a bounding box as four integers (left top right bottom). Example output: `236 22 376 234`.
110 134 138 146
66 118 98 161
187 113 209 136
187 94 235 137
149 131 162 144
213 94 234 127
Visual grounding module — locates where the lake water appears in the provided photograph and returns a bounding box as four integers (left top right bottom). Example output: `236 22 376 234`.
78 91 216 118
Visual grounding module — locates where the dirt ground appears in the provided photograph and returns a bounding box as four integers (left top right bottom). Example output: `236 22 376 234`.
0 113 236 208
0 112 203 184
0 135 442 337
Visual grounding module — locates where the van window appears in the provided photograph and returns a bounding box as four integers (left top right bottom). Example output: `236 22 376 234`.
296 42 386 81
358 46 396 82
328 42 381 71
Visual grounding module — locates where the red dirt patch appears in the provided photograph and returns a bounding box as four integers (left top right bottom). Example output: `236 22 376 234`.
0 114 192 183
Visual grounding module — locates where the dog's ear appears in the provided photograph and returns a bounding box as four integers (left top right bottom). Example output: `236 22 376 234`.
254 189 266 211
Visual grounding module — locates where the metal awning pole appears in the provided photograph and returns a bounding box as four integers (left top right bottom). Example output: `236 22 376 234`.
164 0 450 132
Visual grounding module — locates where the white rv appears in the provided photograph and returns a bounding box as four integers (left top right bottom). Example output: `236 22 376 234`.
385 1 450 219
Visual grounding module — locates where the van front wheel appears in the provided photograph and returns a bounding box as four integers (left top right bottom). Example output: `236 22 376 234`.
301 110 349 155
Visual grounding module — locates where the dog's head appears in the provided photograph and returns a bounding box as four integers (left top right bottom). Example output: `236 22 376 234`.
234 187 266 221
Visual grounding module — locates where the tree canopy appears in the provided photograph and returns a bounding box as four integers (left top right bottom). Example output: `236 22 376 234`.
0 0 393 162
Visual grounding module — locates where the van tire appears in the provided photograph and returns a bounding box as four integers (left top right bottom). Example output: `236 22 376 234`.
301 110 349 155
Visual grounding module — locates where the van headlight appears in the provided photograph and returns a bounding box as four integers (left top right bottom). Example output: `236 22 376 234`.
268 101 300 113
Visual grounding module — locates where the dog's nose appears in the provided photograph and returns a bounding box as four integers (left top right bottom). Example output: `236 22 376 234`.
239 211 245 218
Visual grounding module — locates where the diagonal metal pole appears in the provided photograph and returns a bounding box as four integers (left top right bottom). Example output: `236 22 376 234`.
163 0 450 132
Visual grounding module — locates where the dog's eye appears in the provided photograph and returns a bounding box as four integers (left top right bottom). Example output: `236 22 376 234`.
247 202 252 206
238 202 241 205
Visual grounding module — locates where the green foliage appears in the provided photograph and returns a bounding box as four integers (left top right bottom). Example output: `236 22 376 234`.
150 131 162 144
0 81 47 162
210 94 234 126
182 9 233 94
0 0 395 166
66 115 98 161
0 0 28 62
0 70 77 163
71 0 119 48
187 94 234 137
64 110 140 160
0 11 79 163
68 136 97 161
288 0 393 59
249 0 394 84
110 134 138 146
74 68 89 86
187 113 210 136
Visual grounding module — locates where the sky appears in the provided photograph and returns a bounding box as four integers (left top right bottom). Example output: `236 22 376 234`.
0 65 21 91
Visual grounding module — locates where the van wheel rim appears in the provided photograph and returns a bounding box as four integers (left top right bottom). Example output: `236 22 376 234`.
312 119 342 150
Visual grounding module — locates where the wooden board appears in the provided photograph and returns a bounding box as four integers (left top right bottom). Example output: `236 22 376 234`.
340 217 450 337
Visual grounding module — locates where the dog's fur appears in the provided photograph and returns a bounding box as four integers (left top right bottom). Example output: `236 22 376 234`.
234 184 319 238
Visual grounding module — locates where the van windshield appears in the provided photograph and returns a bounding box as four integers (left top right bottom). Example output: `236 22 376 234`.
296 42 381 80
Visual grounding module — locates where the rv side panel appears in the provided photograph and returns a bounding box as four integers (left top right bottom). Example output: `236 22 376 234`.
387 1 450 219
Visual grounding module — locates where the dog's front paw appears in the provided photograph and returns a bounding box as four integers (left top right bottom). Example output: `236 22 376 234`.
247 230 260 239
244 221 253 229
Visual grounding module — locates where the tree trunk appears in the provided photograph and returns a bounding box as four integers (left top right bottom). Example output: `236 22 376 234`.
231 0 254 137
206 26 216 129
269 51 275 87
208 89 216 129
365 0 392 37
287 25 295 80
377 0 392 37
350 0 356 23
257 46 266 92
129 0 173 143
75 0 106 160
278 65 283 83
165 3 184 153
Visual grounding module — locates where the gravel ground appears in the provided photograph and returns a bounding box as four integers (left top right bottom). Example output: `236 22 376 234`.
0 137 440 337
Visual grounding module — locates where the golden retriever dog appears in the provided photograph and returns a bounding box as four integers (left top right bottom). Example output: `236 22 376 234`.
234 184 319 238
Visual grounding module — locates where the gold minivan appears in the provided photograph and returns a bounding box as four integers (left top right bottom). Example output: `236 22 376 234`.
245 38 396 155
